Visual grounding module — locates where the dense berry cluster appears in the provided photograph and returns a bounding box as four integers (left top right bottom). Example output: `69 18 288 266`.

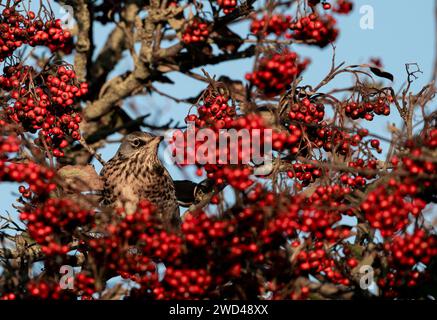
1 123 57 199
1 161 56 195
0 133 20 154
245 50 310 96
361 179 426 237
217 0 238 14
338 158 378 188
74 273 97 299
250 14 292 37
0 7 72 62
0 292 16 300
87 201 181 280
294 241 351 286
173 90 283 190
398 136 436 179
288 98 325 125
150 267 212 299
423 128 437 149
1 64 88 157
200 113 270 190
0 0 436 303
182 19 210 44
285 97 331 154
333 0 354 14
188 93 236 129
398 149 436 177
344 97 391 121
379 230 437 297
26 280 69 300
287 162 323 186
288 14 338 47
313 126 372 156
20 198 95 255
299 185 352 241
385 230 437 269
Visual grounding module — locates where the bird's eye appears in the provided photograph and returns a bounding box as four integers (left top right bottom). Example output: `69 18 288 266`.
130 139 144 148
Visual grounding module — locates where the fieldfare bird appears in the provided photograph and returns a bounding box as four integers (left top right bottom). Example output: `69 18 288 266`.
100 131 180 230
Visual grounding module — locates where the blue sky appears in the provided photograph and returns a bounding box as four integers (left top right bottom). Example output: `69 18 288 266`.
1 0 436 221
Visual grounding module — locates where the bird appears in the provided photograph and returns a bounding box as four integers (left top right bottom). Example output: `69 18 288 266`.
100 131 181 230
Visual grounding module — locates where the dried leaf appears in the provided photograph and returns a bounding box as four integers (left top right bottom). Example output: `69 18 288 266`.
350 64 394 81
168 17 185 32
369 67 394 82
58 164 103 192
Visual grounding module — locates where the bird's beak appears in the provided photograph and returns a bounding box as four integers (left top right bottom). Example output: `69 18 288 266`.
154 135 164 143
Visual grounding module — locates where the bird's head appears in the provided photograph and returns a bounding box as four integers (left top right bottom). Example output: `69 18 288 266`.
116 131 163 160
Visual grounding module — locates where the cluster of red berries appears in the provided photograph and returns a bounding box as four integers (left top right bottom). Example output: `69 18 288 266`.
288 286 311 300
134 198 284 299
1 161 56 195
0 292 17 300
205 114 274 189
397 143 436 178
176 93 276 190
288 98 325 125
20 198 95 255
28 19 72 53
182 19 210 44
389 130 436 200
269 128 301 154
1 132 56 199
285 98 345 154
26 280 68 300
344 97 391 121
315 126 370 155
261 209 299 244
0 64 35 89
45 66 88 106
339 157 378 188
378 230 437 296
299 207 349 242
183 204 264 255
394 154 423 177
423 128 437 149
151 267 213 299
0 7 72 61
259 194 302 244
304 183 355 218
74 273 97 299
18 274 93 300
250 14 292 37
288 14 338 48
294 241 351 286
287 162 323 186
190 94 236 129
339 173 365 188
361 179 426 237
217 0 238 14
0 133 20 154
2 64 88 157
288 102 366 159
333 0 354 14
385 229 437 269
261 186 351 244
308 0 332 9
347 157 378 179
182 211 236 247
219 166 253 190
245 50 310 96
87 201 181 279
